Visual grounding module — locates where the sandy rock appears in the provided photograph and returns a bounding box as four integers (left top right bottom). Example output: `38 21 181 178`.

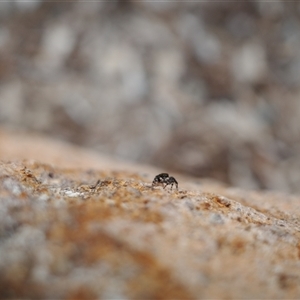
0 131 300 298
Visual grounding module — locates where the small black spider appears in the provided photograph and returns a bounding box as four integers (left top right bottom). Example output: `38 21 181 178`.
152 173 178 190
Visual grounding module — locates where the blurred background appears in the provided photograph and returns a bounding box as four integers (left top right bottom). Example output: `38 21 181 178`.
0 1 300 192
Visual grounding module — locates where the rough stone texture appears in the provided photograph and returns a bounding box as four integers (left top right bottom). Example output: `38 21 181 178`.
1 130 300 299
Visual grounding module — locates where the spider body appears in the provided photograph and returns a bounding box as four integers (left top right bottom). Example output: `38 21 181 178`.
152 173 178 190
152 173 169 186
164 176 178 190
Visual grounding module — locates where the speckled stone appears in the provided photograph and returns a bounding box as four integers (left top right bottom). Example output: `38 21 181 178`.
0 133 300 299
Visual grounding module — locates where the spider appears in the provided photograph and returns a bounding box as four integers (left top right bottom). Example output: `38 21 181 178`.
152 173 178 190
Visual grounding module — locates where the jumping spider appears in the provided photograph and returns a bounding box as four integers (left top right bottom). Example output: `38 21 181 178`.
152 173 178 190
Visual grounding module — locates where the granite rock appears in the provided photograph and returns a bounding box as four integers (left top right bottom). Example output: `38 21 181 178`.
0 130 300 298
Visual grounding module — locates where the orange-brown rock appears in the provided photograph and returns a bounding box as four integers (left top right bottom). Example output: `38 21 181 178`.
0 130 300 298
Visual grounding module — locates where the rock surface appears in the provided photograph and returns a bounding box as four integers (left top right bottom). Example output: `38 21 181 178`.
0 131 300 299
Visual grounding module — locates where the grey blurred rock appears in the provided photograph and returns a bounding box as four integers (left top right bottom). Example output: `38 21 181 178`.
0 2 300 193
231 42 267 84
